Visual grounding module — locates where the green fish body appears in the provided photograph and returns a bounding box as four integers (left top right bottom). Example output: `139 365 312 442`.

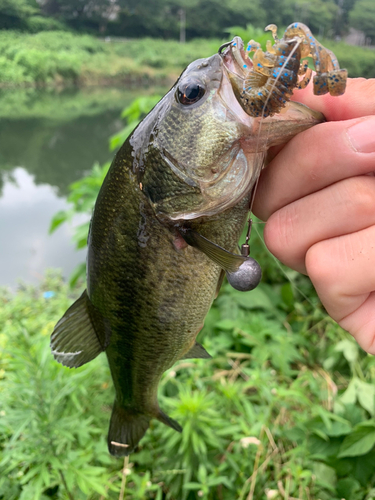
51 49 324 456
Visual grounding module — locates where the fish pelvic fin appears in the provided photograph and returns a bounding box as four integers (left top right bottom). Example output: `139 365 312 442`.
180 341 211 360
50 290 111 368
157 408 183 433
108 402 151 457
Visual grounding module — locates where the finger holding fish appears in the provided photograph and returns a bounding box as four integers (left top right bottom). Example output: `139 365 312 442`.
290 77 375 120
306 226 375 354
253 78 375 353
253 82 375 221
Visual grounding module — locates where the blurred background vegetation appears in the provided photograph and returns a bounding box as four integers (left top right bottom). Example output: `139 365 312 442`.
1 0 375 499
0 0 374 88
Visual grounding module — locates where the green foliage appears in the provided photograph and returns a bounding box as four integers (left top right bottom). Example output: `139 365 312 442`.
281 0 339 37
0 30 372 88
49 161 110 286
109 94 162 151
2 264 375 499
0 0 374 45
26 15 66 33
0 31 105 86
0 0 38 30
224 24 273 50
0 272 120 499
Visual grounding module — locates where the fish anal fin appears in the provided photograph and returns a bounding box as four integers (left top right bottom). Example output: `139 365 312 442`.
50 290 110 368
181 341 211 360
108 402 150 457
157 409 182 432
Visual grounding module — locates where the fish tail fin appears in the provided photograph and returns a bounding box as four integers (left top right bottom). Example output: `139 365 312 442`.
107 401 150 457
157 408 183 433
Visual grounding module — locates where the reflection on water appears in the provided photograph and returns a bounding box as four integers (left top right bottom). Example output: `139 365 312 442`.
0 111 121 197
0 168 87 287
0 86 165 287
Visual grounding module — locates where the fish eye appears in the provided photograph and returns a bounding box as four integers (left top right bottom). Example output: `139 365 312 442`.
177 79 206 105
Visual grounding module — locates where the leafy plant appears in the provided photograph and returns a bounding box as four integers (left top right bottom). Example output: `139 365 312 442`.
49 161 110 287
109 95 162 151
0 272 120 499
224 24 273 50
0 31 372 88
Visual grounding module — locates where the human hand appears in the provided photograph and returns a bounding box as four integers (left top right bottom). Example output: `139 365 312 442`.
253 78 375 354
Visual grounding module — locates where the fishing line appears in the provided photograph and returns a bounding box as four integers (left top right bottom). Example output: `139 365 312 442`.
252 222 317 308
238 34 316 306
242 36 304 259
249 36 319 308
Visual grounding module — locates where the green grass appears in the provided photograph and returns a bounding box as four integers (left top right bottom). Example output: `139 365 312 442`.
1 254 375 499
0 30 373 89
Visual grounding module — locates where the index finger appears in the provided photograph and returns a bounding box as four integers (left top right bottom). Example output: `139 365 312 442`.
292 78 375 121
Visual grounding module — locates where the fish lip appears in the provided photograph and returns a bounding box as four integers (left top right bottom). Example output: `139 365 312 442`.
217 42 255 130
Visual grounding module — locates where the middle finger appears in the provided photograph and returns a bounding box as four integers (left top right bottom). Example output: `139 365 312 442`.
263 175 375 274
253 117 375 221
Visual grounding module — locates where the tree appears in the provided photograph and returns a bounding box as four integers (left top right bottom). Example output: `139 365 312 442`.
41 0 125 33
279 0 338 38
0 0 38 30
349 0 375 43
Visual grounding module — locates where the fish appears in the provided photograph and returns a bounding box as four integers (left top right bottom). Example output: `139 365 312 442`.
50 24 346 457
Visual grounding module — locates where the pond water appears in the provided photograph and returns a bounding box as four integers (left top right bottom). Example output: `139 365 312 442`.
0 86 163 289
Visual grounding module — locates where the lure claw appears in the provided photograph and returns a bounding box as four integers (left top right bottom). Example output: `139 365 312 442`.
220 22 347 118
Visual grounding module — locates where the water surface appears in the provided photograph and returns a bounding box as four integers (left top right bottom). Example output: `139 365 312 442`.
0 86 160 288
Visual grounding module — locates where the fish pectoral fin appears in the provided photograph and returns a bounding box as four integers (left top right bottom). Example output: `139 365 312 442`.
180 228 245 273
50 290 110 368
157 409 182 432
181 341 212 360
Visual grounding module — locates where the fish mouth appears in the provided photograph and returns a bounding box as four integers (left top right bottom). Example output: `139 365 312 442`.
217 38 255 129
219 37 253 80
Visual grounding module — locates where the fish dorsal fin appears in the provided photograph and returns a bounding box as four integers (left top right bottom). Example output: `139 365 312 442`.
181 341 212 359
180 229 245 272
50 290 110 368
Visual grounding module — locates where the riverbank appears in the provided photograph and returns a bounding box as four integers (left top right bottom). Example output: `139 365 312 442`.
1 31 374 90
0 31 218 89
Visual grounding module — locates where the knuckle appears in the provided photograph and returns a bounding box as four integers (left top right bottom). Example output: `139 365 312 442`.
346 177 375 220
264 206 299 261
349 78 375 113
305 241 337 289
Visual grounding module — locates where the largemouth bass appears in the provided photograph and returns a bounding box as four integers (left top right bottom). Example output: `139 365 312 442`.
51 24 346 456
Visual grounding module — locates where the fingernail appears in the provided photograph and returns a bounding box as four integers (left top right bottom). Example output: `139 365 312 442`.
347 119 375 153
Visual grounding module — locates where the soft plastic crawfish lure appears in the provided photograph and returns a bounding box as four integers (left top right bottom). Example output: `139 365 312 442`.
221 22 348 118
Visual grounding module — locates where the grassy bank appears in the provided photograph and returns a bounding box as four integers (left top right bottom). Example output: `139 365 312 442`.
0 31 218 88
0 31 373 89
